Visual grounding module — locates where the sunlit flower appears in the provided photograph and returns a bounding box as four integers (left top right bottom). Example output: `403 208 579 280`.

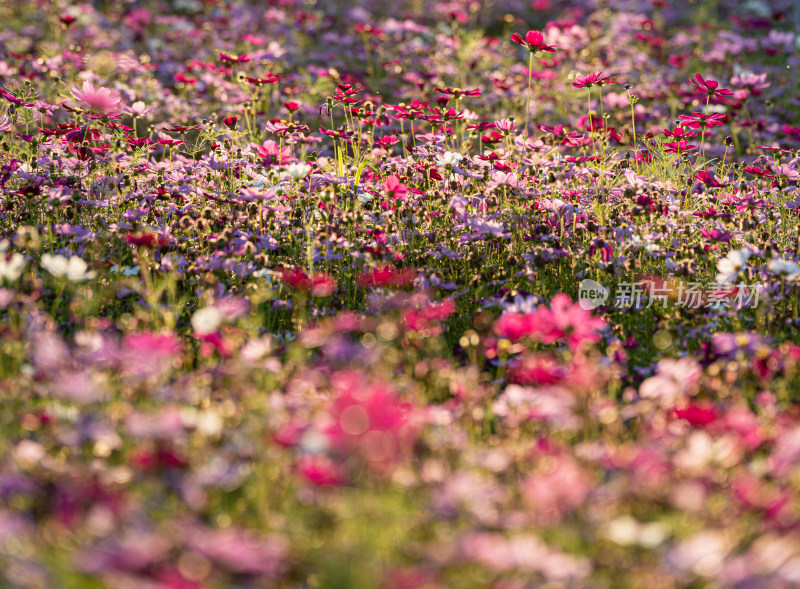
716 248 751 283
191 306 223 335
70 81 121 112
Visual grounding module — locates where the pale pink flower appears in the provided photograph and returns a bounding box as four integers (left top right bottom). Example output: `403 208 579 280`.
70 81 121 113
639 358 701 407
522 454 591 524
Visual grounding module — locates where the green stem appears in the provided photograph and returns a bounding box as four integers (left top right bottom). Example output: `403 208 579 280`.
587 88 597 160
525 51 534 138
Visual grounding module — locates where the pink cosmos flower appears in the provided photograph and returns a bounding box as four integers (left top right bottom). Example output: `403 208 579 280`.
494 311 543 341
493 294 605 350
70 81 121 113
326 374 417 471
537 293 606 349
251 139 291 164
522 454 591 525
639 358 701 407
384 175 408 201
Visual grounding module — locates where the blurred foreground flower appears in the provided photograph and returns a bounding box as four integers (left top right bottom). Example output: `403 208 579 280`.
0 252 24 282
41 254 95 281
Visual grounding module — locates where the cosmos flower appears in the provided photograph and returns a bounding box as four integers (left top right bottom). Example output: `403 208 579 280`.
678 112 726 129
690 73 734 101
572 72 615 89
0 252 24 282
70 81 121 113
767 258 800 280
40 254 96 282
510 30 556 52
716 248 751 283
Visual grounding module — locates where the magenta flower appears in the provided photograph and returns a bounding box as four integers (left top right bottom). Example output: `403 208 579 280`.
690 73 733 101
70 81 121 113
572 72 615 89
678 112 726 129
664 140 696 154
510 30 556 52
538 293 606 349
251 139 291 164
384 175 408 201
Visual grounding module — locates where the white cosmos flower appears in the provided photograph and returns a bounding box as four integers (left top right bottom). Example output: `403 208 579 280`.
41 254 96 282
0 253 25 282
435 150 463 167
716 248 751 283
191 306 223 335
286 162 311 180
767 257 800 279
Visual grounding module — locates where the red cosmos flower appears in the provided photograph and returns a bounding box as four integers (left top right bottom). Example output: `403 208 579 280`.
572 72 616 89
692 171 723 188
65 124 101 143
297 455 345 486
126 232 172 249
678 112 726 129
509 353 566 385
131 445 187 471
510 30 556 52
403 300 456 333
244 74 278 86
663 126 697 139
279 267 336 297
164 124 201 133
664 140 696 154
690 73 734 101
174 73 197 85
126 136 156 150
357 265 416 288
375 135 399 149
390 102 428 121
743 165 773 177
222 115 238 130
318 127 355 141
425 106 465 122
331 84 364 105
433 86 482 98
674 403 718 426
481 130 504 144
282 101 300 112
217 51 251 63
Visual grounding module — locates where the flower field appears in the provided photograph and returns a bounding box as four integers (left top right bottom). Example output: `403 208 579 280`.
3 0 800 586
